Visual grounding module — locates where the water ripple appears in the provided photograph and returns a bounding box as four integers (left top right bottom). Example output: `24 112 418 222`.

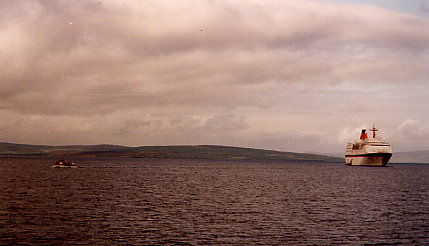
0 157 428 245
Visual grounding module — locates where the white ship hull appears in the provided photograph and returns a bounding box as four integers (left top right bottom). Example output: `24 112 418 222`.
345 126 392 167
345 153 392 167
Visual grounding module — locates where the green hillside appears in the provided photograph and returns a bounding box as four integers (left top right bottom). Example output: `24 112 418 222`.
0 142 343 162
81 145 343 162
0 142 126 156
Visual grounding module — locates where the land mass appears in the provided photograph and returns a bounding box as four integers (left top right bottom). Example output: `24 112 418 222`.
323 151 429 164
2 142 427 163
0 142 343 162
390 150 429 164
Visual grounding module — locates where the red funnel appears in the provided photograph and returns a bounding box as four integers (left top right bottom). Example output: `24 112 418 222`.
360 129 368 140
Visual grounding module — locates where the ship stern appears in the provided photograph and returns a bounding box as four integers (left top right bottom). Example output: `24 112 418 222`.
345 153 392 166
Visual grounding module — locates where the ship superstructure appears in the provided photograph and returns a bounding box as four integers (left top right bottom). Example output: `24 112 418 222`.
345 125 392 166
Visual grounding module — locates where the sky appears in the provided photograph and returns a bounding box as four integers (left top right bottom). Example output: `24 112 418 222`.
1 0 428 153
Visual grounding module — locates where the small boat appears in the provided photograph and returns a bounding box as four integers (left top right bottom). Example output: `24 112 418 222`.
51 159 77 168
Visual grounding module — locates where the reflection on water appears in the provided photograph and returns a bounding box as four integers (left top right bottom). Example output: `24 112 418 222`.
0 157 428 245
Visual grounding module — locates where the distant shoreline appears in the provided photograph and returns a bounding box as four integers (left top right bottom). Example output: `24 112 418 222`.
0 153 344 163
0 143 343 163
2 142 428 163
1 155 428 165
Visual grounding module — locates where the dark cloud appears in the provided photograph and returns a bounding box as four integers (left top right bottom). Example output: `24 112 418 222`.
0 0 428 151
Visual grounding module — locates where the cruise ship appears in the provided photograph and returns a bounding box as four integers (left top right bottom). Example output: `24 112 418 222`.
345 125 392 166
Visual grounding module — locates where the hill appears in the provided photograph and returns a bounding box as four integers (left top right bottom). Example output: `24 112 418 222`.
80 145 343 162
0 142 343 162
390 150 429 164
0 142 127 156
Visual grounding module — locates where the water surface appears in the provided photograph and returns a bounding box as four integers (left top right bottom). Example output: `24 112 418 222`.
0 157 428 245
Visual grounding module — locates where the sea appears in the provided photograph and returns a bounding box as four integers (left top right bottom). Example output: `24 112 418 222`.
0 157 428 245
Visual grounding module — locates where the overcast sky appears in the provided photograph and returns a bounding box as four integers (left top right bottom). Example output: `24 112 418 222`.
1 0 428 153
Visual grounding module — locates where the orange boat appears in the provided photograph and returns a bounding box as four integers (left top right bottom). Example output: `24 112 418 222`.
51 159 77 168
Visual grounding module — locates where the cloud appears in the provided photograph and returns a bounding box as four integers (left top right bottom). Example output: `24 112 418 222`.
0 0 428 151
398 119 429 138
424 0 429 13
